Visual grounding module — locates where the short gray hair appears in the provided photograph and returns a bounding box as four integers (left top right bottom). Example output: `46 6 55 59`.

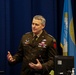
33 15 46 25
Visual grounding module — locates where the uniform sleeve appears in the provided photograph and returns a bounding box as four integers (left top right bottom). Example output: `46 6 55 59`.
13 41 24 63
10 36 24 65
42 37 58 72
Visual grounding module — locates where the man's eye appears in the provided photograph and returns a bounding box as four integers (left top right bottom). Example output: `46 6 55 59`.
32 23 39 26
35 24 39 26
32 23 34 25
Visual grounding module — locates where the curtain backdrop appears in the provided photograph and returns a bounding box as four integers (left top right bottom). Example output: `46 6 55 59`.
0 0 76 75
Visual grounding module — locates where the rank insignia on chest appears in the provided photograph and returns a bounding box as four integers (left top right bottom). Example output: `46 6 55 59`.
24 39 30 45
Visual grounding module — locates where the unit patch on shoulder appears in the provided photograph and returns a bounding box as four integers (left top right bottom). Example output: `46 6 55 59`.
53 38 57 49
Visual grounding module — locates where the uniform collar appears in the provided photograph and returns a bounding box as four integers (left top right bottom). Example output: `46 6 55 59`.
33 30 43 38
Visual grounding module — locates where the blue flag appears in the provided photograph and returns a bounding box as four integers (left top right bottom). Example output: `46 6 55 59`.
60 0 75 56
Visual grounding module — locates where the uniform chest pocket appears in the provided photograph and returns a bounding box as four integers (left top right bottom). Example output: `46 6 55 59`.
37 47 47 55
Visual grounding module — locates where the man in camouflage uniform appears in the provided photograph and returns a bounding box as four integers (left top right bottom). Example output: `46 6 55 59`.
7 15 58 75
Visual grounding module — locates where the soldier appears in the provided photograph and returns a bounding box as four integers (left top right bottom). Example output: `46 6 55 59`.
7 15 58 75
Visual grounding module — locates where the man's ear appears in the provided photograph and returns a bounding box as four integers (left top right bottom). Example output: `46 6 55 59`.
42 24 45 29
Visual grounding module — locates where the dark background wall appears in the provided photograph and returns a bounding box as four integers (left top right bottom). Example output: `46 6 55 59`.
0 0 76 75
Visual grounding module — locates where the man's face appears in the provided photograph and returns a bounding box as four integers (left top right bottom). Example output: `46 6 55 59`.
32 19 45 35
